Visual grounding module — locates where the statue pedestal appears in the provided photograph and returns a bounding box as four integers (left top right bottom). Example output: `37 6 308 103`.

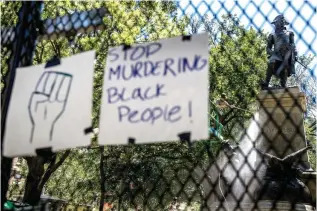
256 86 310 169
206 201 315 211
302 172 317 204
199 86 315 210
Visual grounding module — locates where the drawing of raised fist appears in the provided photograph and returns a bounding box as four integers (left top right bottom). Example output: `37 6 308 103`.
28 71 72 143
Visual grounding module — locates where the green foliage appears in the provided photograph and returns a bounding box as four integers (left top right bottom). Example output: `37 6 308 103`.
0 1 21 93
202 15 267 139
101 143 206 210
0 1 21 26
44 149 100 204
3 1 189 208
305 118 316 170
42 13 270 208
2 1 190 208
2 1 316 209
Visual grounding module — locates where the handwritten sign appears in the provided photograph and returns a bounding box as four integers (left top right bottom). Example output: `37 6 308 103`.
3 51 95 157
98 33 209 145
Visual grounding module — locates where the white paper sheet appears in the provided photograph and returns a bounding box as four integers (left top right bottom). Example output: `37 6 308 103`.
3 50 95 157
99 33 209 145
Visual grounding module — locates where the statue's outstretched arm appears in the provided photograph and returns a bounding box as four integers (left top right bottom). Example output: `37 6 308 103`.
282 146 311 163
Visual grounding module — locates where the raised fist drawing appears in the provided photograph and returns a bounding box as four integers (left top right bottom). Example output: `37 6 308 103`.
28 71 72 143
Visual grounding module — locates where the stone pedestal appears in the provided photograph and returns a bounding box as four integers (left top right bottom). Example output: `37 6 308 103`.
302 172 316 204
205 201 315 211
256 87 310 169
198 87 315 211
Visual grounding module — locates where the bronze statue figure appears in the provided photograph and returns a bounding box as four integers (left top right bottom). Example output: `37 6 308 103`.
262 15 298 89
255 146 312 204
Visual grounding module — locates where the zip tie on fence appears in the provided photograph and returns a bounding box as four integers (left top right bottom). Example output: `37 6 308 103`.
178 132 192 147
123 44 131 51
126 132 192 146
45 55 61 68
128 137 135 144
84 127 94 135
182 35 191 41
35 147 55 162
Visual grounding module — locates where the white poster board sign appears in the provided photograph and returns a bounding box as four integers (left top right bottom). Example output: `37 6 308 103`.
3 50 95 157
99 33 209 145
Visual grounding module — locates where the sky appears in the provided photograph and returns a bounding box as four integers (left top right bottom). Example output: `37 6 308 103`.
177 0 317 77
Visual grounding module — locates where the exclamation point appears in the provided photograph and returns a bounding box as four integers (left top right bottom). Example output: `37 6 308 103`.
188 101 193 123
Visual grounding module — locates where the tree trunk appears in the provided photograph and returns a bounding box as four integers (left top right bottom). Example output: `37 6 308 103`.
23 157 46 205
22 150 70 206
99 146 105 211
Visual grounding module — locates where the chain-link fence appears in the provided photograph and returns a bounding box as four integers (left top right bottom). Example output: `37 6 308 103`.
1 1 316 211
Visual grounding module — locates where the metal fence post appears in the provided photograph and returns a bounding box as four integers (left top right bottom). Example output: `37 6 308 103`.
1 1 43 206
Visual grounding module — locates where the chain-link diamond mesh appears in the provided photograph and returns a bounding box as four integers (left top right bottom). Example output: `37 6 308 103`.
1 1 316 211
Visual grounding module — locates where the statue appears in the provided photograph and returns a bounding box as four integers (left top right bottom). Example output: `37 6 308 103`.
255 146 313 204
261 15 298 89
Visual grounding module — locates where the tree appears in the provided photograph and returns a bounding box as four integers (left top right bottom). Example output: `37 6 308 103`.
22 150 71 205
1 0 188 206
305 118 316 170
2 1 316 209
91 14 271 209
197 14 267 139
0 7 272 208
